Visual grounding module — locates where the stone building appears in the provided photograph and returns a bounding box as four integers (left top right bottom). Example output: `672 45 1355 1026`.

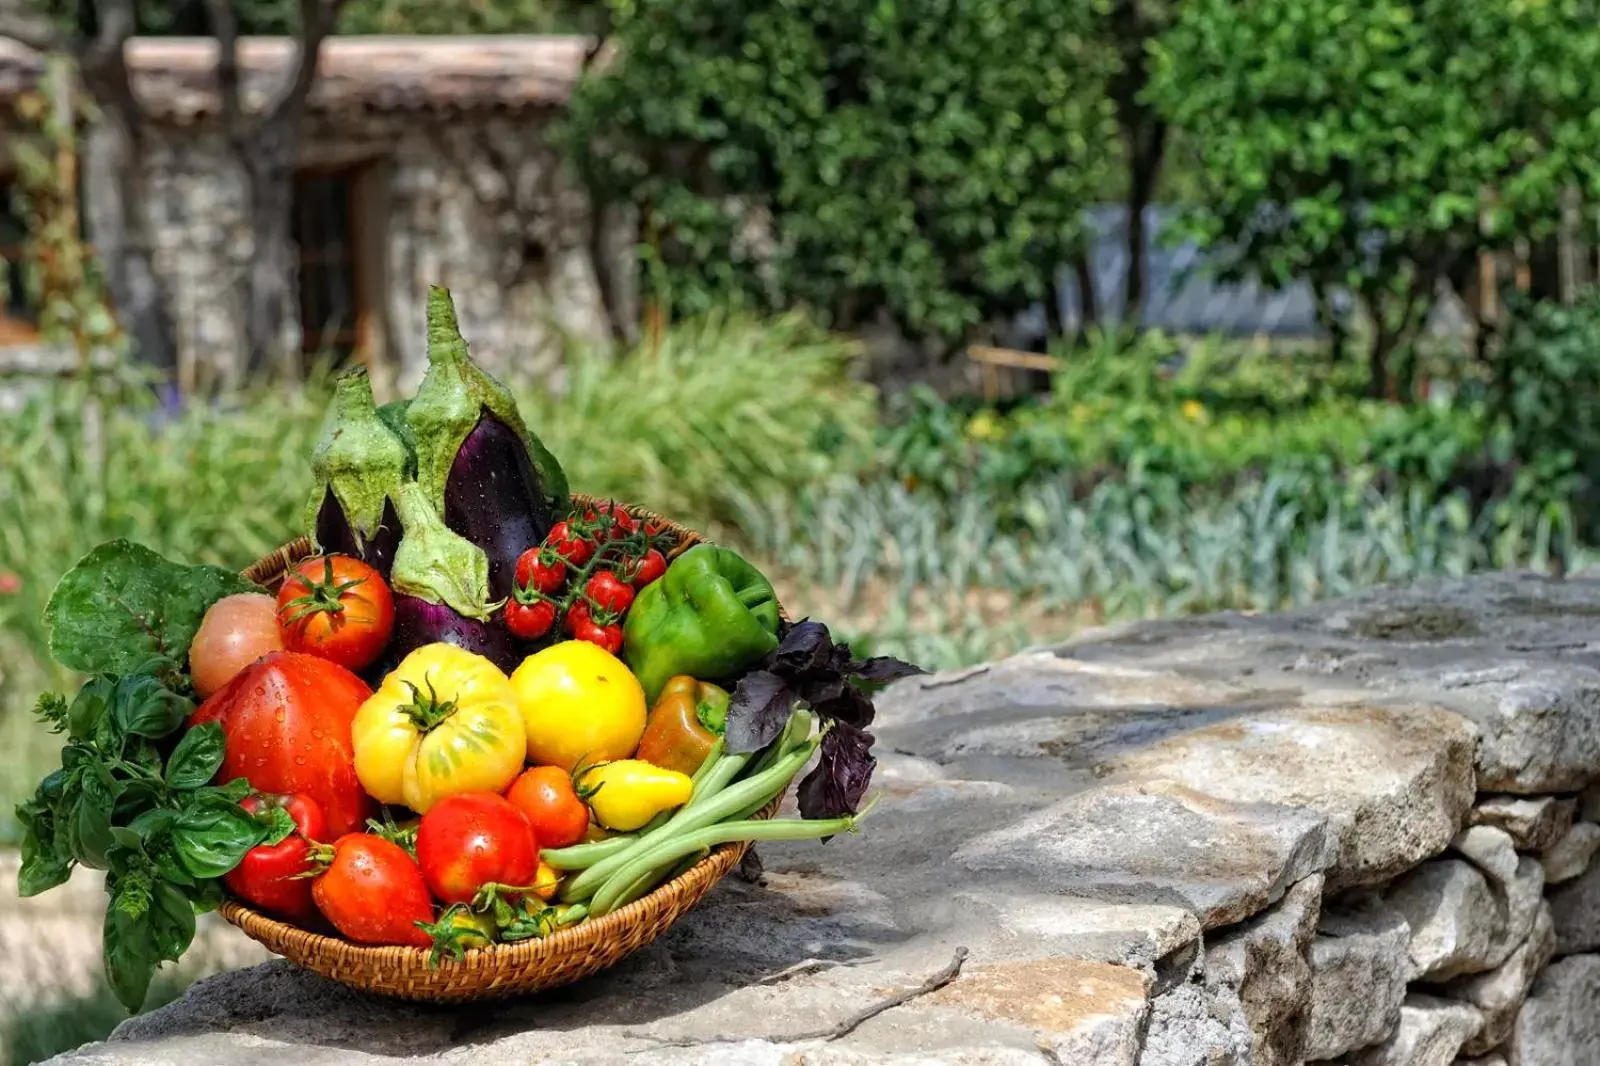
0 36 635 390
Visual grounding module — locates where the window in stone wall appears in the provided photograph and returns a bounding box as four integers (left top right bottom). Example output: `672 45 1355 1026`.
0 178 41 346
293 168 367 362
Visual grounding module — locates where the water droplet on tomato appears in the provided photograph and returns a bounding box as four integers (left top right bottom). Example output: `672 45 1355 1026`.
295 756 307 766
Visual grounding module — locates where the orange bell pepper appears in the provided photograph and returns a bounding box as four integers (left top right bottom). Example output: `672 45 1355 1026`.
634 676 728 776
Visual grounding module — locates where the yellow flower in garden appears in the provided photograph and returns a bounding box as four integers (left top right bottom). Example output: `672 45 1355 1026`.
1182 399 1206 422
967 412 1000 441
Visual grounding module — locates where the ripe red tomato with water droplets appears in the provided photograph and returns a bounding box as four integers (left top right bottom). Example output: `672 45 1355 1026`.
310 834 434 947
223 793 325 924
515 547 567 597
189 652 376 838
415 792 539 905
505 598 557 640
585 571 635 616
545 521 594 567
565 602 623 655
622 549 667 589
275 554 394 671
505 766 590 849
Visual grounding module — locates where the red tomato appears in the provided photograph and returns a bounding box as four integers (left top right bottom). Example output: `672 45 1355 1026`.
505 766 590 849
275 555 394 672
584 571 636 616
505 598 557 640
583 503 638 542
190 652 377 838
545 521 595 567
415 793 539 905
515 547 567 596
310 834 434 947
621 549 667 590
223 793 326 924
566 603 623 655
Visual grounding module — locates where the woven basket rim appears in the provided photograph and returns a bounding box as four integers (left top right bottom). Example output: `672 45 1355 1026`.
222 494 774 992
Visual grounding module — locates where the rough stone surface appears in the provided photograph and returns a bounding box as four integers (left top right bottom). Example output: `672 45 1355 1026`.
1203 876 1322 1066
1345 995 1483 1066
953 778 1332 930
1384 860 1504 981
41 573 1600 1066
1471 795 1575 851
1507 954 1600 1066
1102 703 1475 889
1060 570 1600 794
1305 897 1412 1059
1540 821 1600 884
1546 860 1600 956
1440 901 1555 1055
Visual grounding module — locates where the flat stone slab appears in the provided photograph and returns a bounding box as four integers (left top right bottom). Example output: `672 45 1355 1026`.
1060 570 1600 794
1471 794 1575 851
953 778 1332 929
1100 702 1475 888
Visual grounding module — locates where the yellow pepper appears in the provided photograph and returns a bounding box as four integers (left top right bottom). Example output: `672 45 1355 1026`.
352 643 527 814
577 759 694 832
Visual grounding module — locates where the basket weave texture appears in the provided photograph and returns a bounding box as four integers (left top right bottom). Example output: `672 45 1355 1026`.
220 496 769 1002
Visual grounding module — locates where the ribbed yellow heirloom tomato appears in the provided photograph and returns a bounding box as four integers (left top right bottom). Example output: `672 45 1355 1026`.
351 643 527 814
509 640 647 772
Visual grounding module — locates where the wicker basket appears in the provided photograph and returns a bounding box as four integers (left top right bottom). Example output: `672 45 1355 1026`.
219 496 771 1002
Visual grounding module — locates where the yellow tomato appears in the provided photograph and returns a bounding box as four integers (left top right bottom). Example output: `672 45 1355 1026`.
577 759 694 831
352 643 527 813
509 641 647 771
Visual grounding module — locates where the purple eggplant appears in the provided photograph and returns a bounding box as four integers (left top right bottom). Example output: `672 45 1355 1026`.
406 286 569 600
390 594 522 673
305 369 411 578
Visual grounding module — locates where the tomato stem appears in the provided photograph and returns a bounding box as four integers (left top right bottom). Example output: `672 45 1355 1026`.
399 676 458 733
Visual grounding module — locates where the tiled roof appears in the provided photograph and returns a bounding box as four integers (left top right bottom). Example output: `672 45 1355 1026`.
0 35 598 121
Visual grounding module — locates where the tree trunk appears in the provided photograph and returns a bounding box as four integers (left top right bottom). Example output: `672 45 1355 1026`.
1072 250 1097 337
238 120 302 380
81 114 176 374
1312 281 1346 366
1123 119 1166 324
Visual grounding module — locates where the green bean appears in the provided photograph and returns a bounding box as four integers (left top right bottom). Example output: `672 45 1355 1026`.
541 836 636 870
589 813 860 916
689 737 726 788
560 740 818 902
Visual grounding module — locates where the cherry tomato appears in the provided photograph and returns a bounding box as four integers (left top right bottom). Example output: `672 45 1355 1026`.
567 603 623 655
505 766 591 849
189 593 285 698
585 571 636 616
545 521 595 567
310 833 434 947
415 792 539 905
223 793 326 924
621 549 668 590
275 555 394 672
583 503 638 542
515 547 567 597
505 598 557 641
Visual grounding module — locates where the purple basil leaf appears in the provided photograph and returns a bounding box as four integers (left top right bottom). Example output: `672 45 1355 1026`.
725 671 795 754
806 685 877 729
849 656 925 683
796 722 877 822
772 620 834 677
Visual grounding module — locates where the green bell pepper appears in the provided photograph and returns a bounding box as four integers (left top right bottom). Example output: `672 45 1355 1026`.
622 545 781 702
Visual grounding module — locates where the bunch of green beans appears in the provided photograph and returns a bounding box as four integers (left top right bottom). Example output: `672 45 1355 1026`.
539 711 864 917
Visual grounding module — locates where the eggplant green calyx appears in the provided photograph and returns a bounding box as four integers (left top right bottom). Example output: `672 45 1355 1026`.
390 482 495 621
406 286 569 513
306 368 412 545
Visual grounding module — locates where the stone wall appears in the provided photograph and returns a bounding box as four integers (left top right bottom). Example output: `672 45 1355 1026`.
128 111 627 391
33 570 1600 1065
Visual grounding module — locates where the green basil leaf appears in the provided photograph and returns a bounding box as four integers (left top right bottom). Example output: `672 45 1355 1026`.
207 778 252 803
148 881 197 963
125 738 164 776
113 780 165 823
102 903 156 1012
127 807 178 841
165 723 225 791
187 878 224 914
114 675 194 740
110 826 145 851
17 804 71 897
67 679 115 743
257 805 298 847
33 691 71 734
151 839 197 888
71 798 116 870
44 540 260 677
171 797 263 880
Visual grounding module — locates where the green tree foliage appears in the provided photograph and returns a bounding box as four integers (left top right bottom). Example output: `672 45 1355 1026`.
562 0 1119 341
1147 0 1600 399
